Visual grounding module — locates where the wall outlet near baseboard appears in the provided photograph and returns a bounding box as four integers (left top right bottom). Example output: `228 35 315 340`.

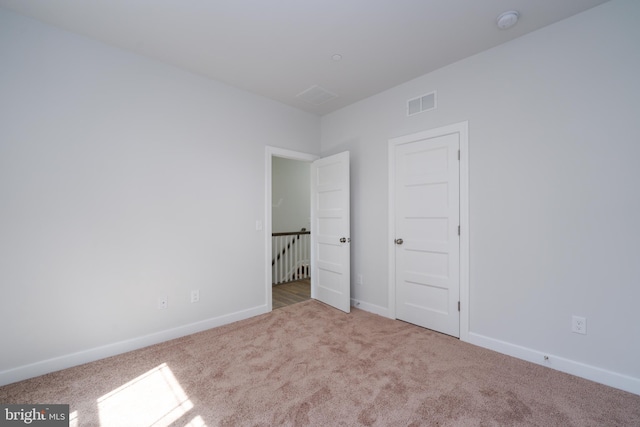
357 274 363 285
158 296 168 310
191 290 200 303
572 315 586 334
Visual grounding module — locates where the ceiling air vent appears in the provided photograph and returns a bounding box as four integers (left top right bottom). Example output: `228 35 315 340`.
407 91 437 116
296 85 338 106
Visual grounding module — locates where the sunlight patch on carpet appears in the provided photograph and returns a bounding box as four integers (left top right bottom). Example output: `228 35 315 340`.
69 410 78 427
97 363 202 426
185 415 207 426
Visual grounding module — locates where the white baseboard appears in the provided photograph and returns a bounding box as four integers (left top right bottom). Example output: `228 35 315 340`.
0 305 268 387
468 332 640 396
351 298 390 318
5 305 637 397
346 300 640 396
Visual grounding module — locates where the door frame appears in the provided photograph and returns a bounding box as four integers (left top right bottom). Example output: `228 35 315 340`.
387 121 470 341
265 146 318 311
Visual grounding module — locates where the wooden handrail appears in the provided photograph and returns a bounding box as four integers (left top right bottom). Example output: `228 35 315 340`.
272 231 310 237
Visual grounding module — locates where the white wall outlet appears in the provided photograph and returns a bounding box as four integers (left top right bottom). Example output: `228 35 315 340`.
158 296 168 310
255 220 262 231
572 315 587 334
191 289 200 303
356 274 363 285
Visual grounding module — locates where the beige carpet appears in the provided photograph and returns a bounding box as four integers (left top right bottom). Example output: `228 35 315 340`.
1 300 639 426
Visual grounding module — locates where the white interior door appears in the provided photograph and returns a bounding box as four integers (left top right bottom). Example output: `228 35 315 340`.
394 133 460 337
311 151 350 313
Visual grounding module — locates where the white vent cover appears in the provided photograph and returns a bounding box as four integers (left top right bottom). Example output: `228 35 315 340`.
407 91 437 116
296 85 338 106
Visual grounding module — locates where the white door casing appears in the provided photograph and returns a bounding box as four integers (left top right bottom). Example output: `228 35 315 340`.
388 122 469 340
310 151 351 313
265 147 318 312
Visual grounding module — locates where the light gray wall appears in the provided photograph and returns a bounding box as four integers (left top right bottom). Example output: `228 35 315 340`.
0 8 320 380
321 0 640 390
272 157 310 233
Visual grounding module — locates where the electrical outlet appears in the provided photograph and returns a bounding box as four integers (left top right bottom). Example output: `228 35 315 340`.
357 274 363 285
191 290 200 303
158 296 168 310
572 315 586 334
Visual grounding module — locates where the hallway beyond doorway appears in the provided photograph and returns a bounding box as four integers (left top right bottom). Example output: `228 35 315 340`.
272 279 310 309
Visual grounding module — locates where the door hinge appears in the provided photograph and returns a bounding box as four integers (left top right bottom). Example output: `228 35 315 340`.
458 301 460 312
458 150 460 161
458 225 460 236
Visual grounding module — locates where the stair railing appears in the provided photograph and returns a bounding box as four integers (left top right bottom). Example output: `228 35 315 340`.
272 229 310 285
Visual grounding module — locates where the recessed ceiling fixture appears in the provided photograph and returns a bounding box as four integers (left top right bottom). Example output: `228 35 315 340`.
496 11 519 30
332 54 343 61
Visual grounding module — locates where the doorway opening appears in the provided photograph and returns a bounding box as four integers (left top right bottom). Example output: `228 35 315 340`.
271 156 311 309
265 147 352 313
265 147 318 311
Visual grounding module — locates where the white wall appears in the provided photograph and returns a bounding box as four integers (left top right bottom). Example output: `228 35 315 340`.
271 157 310 233
0 8 320 384
321 0 640 393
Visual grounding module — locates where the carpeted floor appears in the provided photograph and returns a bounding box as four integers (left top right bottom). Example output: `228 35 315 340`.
1 300 639 426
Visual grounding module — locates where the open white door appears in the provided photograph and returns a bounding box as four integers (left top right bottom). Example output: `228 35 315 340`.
311 151 350 313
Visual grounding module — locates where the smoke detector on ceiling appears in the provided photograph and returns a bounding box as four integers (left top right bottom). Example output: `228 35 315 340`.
497 11 519 30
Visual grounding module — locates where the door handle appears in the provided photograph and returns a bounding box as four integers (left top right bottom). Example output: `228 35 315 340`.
340 237 347 243
395 238 403 245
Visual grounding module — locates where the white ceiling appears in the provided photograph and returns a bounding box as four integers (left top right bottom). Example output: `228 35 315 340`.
0 0 609 115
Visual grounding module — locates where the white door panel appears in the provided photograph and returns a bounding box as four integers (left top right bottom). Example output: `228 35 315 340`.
395 133 460 337
311 151 350 313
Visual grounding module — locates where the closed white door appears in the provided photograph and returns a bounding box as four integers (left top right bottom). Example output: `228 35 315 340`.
311 151 350 313
394 133 460 337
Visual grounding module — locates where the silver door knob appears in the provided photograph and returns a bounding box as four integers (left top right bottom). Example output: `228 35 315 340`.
395 238 404 245
340 237 347 243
